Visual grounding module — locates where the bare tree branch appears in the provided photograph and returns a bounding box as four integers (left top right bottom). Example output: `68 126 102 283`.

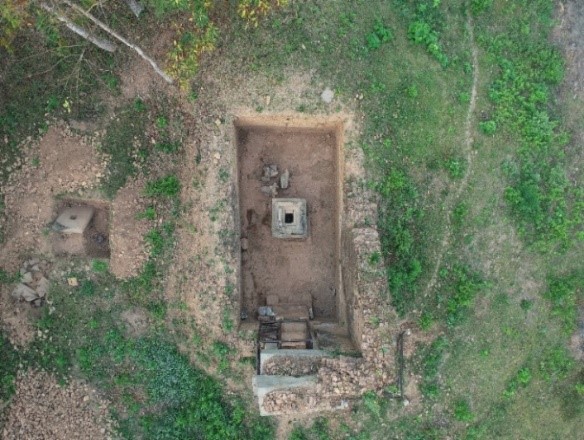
62 0 173 84
40 2 117 53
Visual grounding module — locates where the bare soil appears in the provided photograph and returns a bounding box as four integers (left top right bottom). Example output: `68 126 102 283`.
236 124 340 319
2 370 116 440
553 0 584 361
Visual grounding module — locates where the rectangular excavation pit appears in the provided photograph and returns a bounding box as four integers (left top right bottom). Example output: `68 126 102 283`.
51 199 110 258
235 117 343 322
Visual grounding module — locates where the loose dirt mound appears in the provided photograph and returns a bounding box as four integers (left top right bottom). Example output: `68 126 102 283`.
109 177 150 278
2 370 115 440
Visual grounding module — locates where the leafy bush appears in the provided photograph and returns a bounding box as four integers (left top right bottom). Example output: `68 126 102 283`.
289 417 331 440
101 105 149 198
136 206 156 221
539 347 574 382
453 399 474 422
145 229 164 256
406 1 448 67
420 337 447 398
366 19 393 50
482 24 583 249
362 391 382 418
479 120 496 135
377 169 424 315
437 265 486 326
543 275 582 334
504 367 532 398
92 260 109 273
470 0 493 15
145 175 181 197
444 157 466 179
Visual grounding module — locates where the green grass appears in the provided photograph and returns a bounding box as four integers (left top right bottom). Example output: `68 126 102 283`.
0 333 19 401
2 1 583 439
219 0 583 438
145 175 181 198
100 102 150 198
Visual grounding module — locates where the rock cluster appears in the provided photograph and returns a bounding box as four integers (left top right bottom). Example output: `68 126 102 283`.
260 163 290 197
262 356 323 377
11 258 51 307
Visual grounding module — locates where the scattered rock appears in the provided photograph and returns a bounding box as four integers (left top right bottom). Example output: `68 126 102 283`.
36 277 50 297
260 183 278 197
67 277 79 287
263 164 279 179
11 284 38 302
21 272 33 284
321 87 335 103
280 169 290 189
241 238 249 251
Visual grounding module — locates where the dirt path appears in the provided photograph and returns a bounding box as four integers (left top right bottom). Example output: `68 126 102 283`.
422 13 479 299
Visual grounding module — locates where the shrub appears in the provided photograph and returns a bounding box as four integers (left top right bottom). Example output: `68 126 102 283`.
544 275 582 334
470 0 493 15
453 399 474 422
479 120 496 135
366 19 393 50
539 347 574 382
145 175 181 197
92 260 109 273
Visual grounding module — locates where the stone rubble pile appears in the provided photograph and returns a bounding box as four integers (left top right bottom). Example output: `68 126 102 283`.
11 258 51 307
260 163 291 197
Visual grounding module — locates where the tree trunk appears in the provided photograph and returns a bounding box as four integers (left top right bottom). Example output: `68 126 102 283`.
62 0 173 84
40 3 117 52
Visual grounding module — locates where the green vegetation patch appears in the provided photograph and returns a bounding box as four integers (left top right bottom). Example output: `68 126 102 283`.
475 0 583 249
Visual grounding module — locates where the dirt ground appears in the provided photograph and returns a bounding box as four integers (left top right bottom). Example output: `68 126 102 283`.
553 0 584 360
0 122 152 344
237 125 340 319
1 370 116 440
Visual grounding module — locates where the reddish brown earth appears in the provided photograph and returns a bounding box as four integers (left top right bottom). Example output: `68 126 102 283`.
236 125 340 319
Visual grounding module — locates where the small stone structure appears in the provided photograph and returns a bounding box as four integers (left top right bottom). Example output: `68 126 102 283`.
53 206 95 234
51 200 110 258
271 198 308 239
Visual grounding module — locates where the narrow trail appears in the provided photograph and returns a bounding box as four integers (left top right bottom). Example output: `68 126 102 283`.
421 13 479 299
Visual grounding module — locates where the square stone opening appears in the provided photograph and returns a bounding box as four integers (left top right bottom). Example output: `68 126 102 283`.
51 199 110 258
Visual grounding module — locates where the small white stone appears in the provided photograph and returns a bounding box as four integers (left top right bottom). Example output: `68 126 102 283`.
321 87 334 104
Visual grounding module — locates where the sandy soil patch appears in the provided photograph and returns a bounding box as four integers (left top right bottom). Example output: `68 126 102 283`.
109 177 150 278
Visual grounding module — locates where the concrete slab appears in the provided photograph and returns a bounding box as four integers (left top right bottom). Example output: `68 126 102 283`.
53 206 95 234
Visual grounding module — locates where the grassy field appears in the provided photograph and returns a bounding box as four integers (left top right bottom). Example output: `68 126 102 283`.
221 0 583 438
1 0 583 439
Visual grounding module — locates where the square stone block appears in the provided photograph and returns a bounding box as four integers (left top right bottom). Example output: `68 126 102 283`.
53 206 95 234
271 198 308 239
